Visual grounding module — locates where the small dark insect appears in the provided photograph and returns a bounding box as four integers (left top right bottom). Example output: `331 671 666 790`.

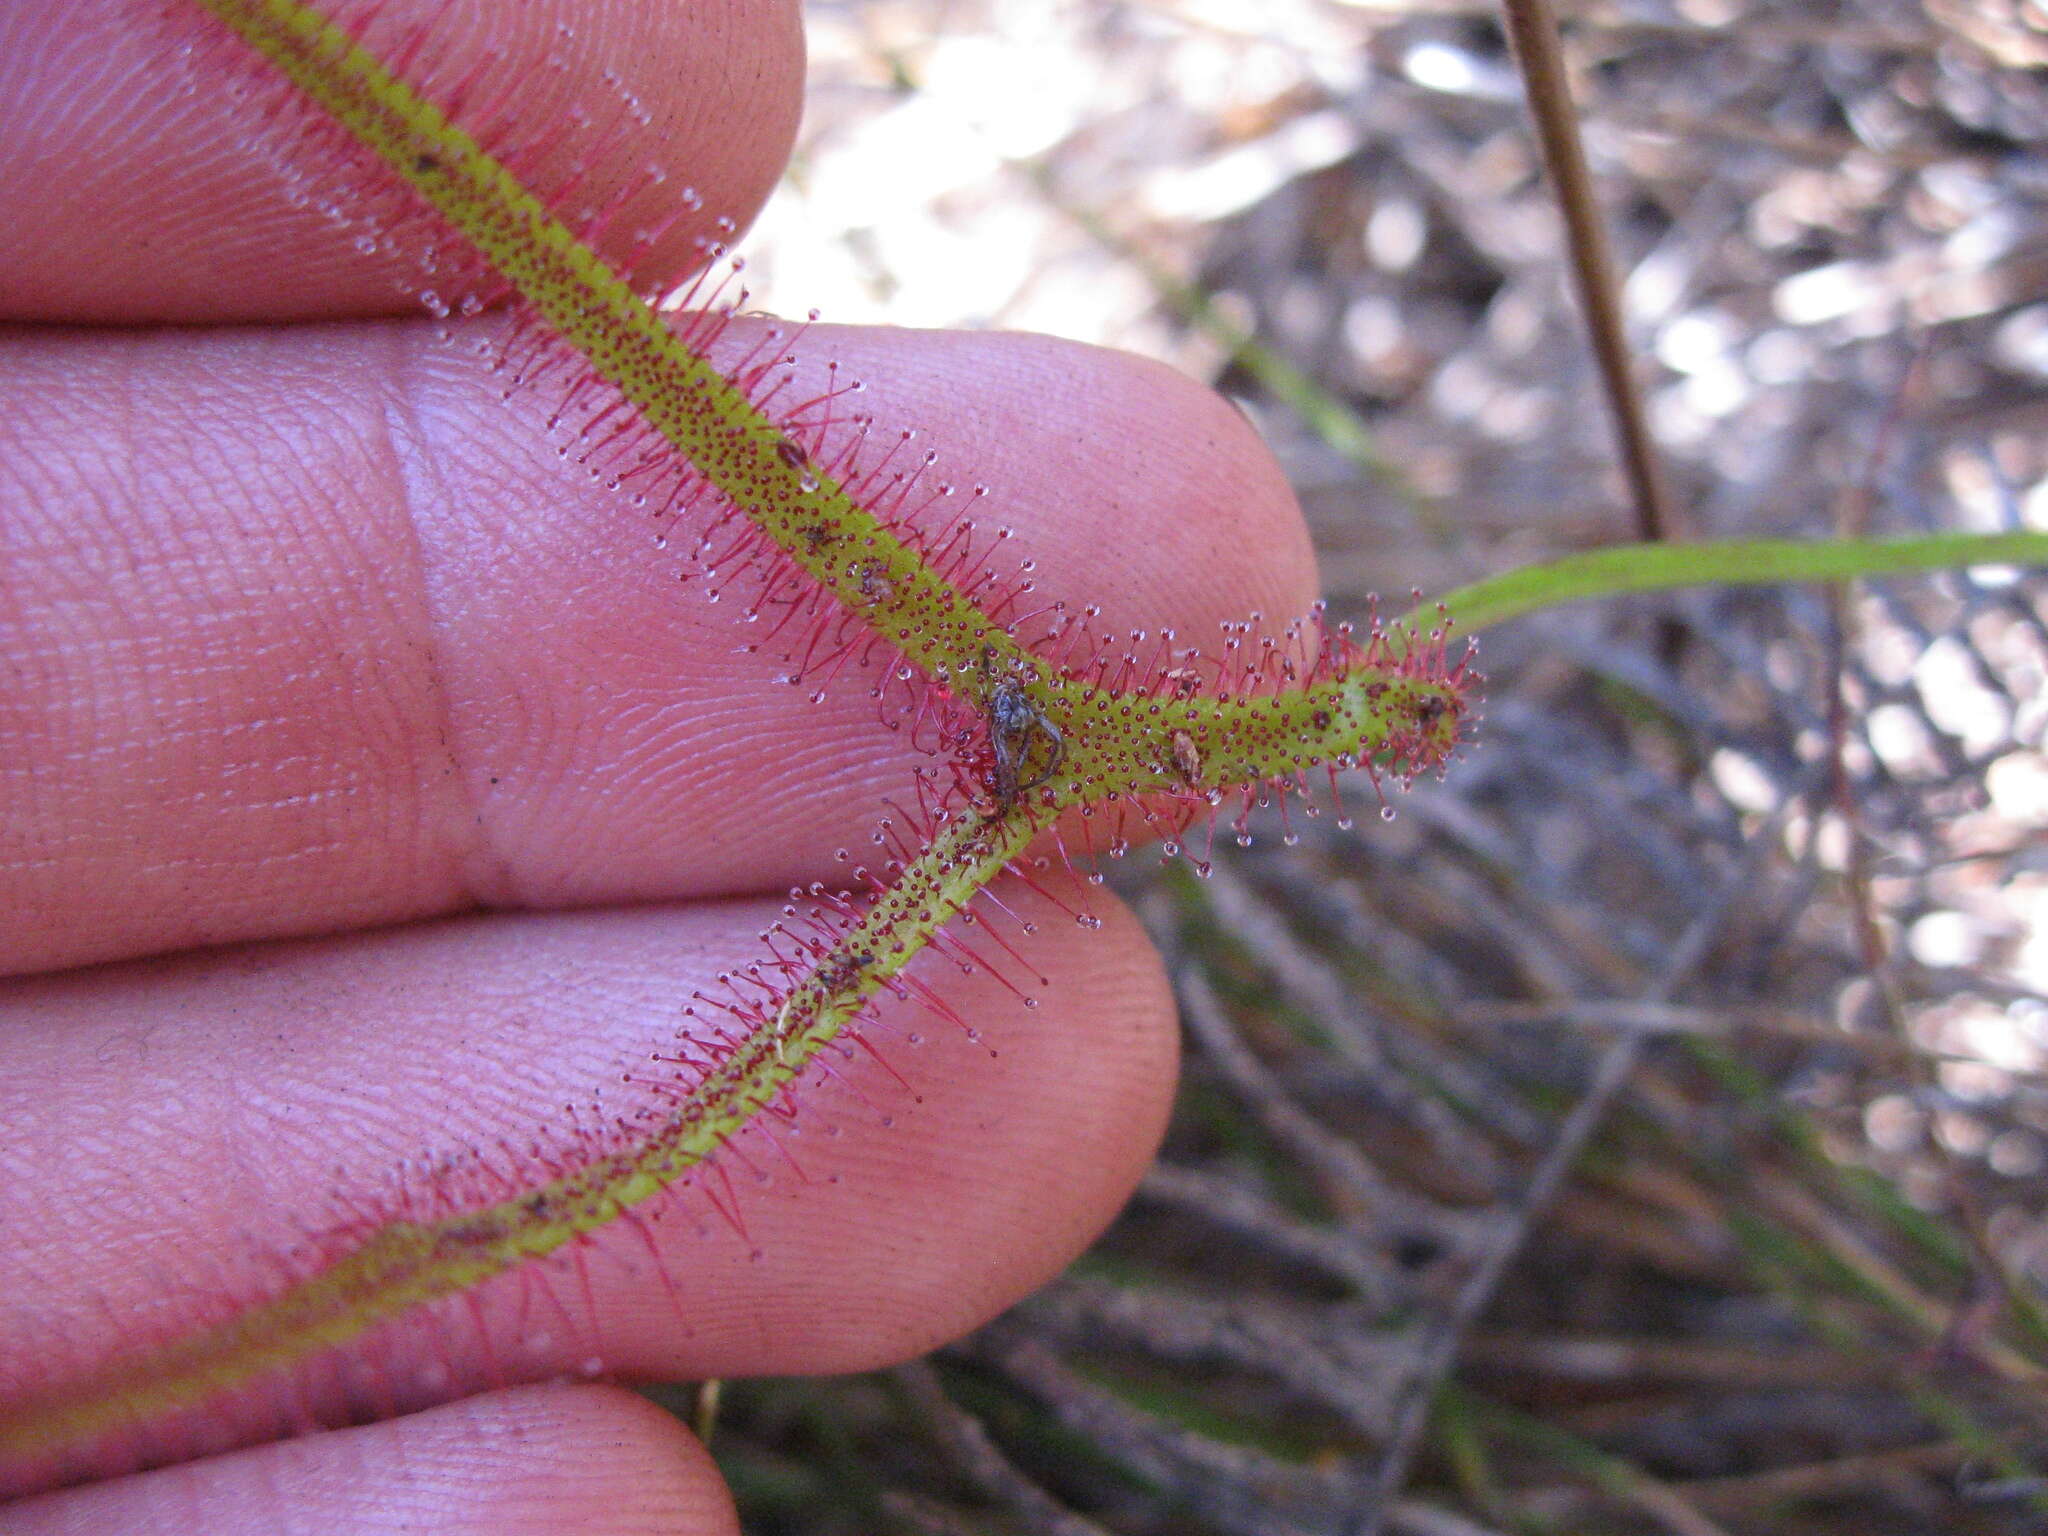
773 949 874 1061
850 559 897 606
814 948 875 994
1169 729 1202 785
988 679 1065 814
774 435 808 470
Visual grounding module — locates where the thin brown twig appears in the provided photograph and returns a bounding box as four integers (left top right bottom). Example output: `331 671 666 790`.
1676 1440 1968 1512
1383 1500 1511 1536
1754 1172 2048 1396
1136 1161 1410 1307
1497 0 1687 545
894 1360 1118 1536
1460 1333 1891 1390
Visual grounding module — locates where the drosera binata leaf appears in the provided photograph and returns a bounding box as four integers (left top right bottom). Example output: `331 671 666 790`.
0 0 1473 1489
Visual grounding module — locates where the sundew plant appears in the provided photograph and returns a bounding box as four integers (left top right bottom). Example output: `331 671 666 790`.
2 0 2043 1496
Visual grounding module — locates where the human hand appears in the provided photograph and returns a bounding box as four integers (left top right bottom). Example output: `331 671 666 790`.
0 1 1318 1529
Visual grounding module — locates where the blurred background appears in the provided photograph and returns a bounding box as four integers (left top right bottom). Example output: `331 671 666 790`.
690 2 2048 1531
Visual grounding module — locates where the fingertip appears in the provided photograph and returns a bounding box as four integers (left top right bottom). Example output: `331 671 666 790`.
0 885 1178 1470
766 325 1324 645
0 0 805 322
1 1384 739 1536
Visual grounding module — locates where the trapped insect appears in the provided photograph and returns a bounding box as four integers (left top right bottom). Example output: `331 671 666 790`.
988 678 1065 813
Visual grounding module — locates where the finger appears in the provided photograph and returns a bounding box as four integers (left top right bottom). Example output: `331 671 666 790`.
2 320 1317 974
0 0 804 323
3 1384 738 1535
0 883 1176 1492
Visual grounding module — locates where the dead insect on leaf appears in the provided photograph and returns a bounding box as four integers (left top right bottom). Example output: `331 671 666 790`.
988 678 1065 814
850 558 897 606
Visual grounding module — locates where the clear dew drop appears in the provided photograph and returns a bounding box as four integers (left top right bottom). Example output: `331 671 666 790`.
1022 996 1038 1008
1235 832 1254 847
1075 913 1103 929
1282 832 1300 847
1086 870 1106 886
1336 815 1356 831
1380 805 1397 822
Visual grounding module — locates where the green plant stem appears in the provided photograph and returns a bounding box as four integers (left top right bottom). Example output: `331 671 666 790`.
1413 531 2048 635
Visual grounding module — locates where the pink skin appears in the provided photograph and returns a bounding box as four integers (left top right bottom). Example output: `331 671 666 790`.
0 1 1319 1530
